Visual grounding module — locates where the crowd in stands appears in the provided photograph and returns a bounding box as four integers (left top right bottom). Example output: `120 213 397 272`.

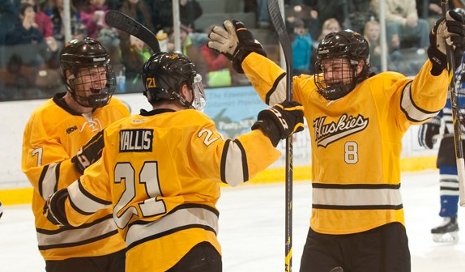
0 0 460 101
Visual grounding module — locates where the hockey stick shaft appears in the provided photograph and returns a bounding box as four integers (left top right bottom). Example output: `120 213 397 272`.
267 0 293 271
441 0 465 206
105 10 160 53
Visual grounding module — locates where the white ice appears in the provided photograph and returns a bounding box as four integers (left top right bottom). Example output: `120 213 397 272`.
1 170 465 272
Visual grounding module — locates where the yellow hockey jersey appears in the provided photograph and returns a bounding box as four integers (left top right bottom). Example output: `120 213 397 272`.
242 53 448 234
58 108 280 272
21 93 130 260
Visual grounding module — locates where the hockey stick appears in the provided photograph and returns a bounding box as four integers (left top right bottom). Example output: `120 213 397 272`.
105 10 160 53
267 0 293 271
441 0 465 206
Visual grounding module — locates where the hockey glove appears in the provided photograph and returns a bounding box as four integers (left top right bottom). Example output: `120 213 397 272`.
71 130 104 174
43 189 70 227
252 101 305 147
427 10 465 75
208 20 267 73
418 116 441 149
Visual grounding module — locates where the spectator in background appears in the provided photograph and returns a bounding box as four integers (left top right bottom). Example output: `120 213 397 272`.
7 2 44 46
257 0 270 28
364 19 383 73
291 18 312 75
168 24 204 72
345 0 376 34
372 0 429 51
22 0 59 59
22 0 53 39
119 0 154 88
285 3 319 40
309 18 341 73
0 0 19 45
308 0 346 29
123 35 151 91
150 0 203 33
80 0 122 66
199 26 231 87
79 0 107 38
179 0 203 31
49 0 87 50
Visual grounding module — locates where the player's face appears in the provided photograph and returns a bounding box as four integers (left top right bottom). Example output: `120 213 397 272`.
321 58 353 86
73 66 108 96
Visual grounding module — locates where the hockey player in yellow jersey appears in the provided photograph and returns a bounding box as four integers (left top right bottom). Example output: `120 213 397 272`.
43 51 304 272
21 37 130 272
207 10 465 272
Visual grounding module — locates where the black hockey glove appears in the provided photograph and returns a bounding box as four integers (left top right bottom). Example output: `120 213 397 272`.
43 189 70 227
418 116 441 149
251 101 305 147
208 20 267 73
71 130 104 174
427 10 465 76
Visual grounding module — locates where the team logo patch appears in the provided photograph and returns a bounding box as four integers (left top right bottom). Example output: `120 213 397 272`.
313 114 369 147
119 129 153 152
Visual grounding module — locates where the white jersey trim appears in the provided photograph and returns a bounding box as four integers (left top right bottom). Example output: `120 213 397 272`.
41 163 59 199
125 206 218 246
312 187 402 207
37 216 118 247
401 82 439 122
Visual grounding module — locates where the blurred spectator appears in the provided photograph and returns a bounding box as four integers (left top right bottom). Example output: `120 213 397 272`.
124 35 150 89
149 0 203 32
3 2 60 92
21 0 53 38
119 0 154 85
80 0 121 66
167 25 206 83
21 0 59 61
310 18 341 73
345 0 376 34
7 3 44 46
363 19 382 73
79 0 107 38
199 26 231 87
285 3 320 40
257 0 270 28
291 18 312 75
0 0 19 45
180 0 203 31
372 0 429 51
306 0 346 28
49 0 87 49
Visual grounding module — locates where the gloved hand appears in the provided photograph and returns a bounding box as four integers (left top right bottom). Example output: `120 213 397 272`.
208 20 266 73
43 189 70 227
418 116 441 149
427 10 465 75
71 131 104 174
252 101 305 146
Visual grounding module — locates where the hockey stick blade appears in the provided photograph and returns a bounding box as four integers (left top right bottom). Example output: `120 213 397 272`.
105 10 160 53
267 0 292 78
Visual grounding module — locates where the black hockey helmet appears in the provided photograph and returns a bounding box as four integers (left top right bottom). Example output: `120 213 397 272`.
314 30 370 100
142 52 205 110
60 37 116 108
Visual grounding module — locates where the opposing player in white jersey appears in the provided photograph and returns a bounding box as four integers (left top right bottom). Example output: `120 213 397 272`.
43 52 304 272
207 10 465 272
418 52 465 242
